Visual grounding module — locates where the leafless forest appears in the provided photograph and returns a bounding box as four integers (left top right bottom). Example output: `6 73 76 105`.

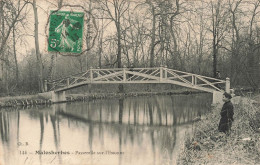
0 0 259 95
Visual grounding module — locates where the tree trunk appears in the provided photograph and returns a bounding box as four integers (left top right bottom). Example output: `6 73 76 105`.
213 38 217 78
0 1 27 62
114 1 123 92
33 0 44 92
13 27 19 84
116 20 124 92
98 26 103 68
150 4 156 67
4 53 9 94
48 0 63 80
0 1 4 81
86 0 92 70
116 21 122 68
212 10 217 78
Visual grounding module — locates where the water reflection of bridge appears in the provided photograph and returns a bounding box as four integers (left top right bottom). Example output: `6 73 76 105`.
58 95 207 127
0 94 211 165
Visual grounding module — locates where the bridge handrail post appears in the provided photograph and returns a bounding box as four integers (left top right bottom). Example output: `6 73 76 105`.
123 65 126 82
164 65 167 79
67 78 70 86
90 67 93 82
191 75 197 86
160 65 163 81
97 67 100 78
225 77 230 93
44 80 48 92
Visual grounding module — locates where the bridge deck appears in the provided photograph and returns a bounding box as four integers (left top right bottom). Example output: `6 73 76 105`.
45 67 227 93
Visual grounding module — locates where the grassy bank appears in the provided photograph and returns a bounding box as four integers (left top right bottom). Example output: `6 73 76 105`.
0 88 202 108
177 97 260 165
0 94 52 107
66 89 201 101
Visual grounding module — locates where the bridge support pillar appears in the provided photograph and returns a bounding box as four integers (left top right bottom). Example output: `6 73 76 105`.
225 77 230 93
51 91 66 103
213 91 223 104
44 80 48 92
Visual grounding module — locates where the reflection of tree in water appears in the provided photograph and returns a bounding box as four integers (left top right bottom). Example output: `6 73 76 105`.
26 108 62 165
170 96 177 126
119 98 123 124
118 98 125 165
60 94 210 129
64 95 205 127
145 96 177 164
118 126 123 165
98 103 104 145
0 112 10 144
39 112 44 164
148 99 153 125
150 130 156 165
50 113 61 150
169 94 211 124
68 97 176 162
89 123 94 164
0 110 19 165
54 94 211 164
0 94 212 165
133 100 137 125
160 128 176 164
153 96 163 126
127 98 132 125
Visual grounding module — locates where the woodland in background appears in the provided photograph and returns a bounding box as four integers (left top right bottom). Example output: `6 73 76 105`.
0 0 259 96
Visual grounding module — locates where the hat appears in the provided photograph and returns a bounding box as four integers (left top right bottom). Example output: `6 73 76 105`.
223 92 232 99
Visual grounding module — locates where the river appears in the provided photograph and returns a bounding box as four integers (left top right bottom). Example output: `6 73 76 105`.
0 93 212 165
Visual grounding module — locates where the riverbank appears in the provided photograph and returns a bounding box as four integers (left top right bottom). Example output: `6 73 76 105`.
0 88 202 108
177 96 260 165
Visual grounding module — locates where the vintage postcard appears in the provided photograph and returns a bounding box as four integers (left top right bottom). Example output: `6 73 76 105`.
0 0 259 165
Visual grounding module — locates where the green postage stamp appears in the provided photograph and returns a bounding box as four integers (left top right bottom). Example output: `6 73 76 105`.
48 11 84 53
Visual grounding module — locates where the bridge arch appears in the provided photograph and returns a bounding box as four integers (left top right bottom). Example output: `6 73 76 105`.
44 66 230 104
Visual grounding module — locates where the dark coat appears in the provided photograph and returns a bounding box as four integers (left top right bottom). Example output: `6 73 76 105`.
218 101 234 133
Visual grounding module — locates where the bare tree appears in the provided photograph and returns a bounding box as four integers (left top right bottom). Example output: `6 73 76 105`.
226 0 243 84
12 24 19 84
97 0 130 68
85 0 93 69
209 0 229 78
146 0 157 67
0 0 29 60
32 0 44 92
245 0 260 89
97 16 104 68
0 0 29 93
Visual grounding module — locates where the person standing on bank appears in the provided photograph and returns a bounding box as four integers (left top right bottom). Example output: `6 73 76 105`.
218 92 234 134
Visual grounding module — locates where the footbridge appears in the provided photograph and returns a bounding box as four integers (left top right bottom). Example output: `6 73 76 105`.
44 66 230 103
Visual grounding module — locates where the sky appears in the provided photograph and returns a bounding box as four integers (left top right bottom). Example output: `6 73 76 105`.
18 1 84 60
18 0 116 61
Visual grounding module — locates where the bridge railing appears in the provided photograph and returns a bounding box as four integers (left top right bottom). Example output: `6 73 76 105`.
44 66 229 93
45 70 91 91
163 68 228 92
